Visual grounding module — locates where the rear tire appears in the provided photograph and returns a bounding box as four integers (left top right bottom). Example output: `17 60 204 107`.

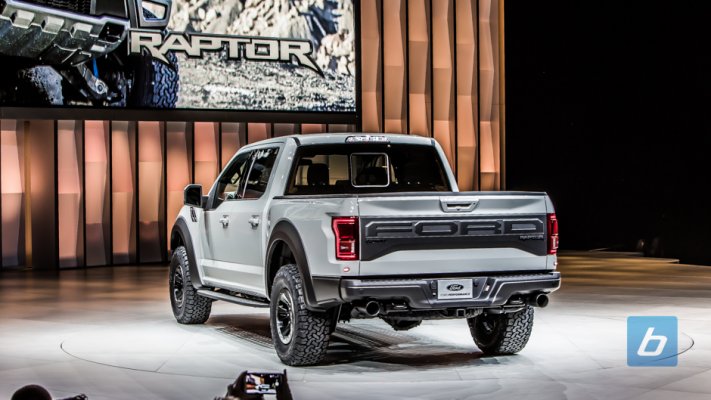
169 246 212 324
467 306 534 355
270 264 331 366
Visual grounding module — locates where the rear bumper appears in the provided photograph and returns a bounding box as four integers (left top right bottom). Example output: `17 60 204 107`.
339 271 561 309
0 0 129 65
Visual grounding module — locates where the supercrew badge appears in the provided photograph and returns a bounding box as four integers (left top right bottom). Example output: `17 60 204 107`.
129 30 322 74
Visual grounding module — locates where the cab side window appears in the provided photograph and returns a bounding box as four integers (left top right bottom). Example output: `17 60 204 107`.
212 152 252 208
243 148 279 199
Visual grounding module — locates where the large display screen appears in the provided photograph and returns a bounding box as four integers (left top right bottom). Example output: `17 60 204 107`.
0 0 356 113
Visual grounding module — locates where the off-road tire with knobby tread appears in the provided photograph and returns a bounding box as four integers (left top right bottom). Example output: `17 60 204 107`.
467 306 534 355
382 318 422 331
126 9 179 109
169 246 212 324
128 51 179 108
270 264 331 366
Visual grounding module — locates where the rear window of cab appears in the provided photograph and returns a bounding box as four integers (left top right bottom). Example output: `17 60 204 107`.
285 144 451 195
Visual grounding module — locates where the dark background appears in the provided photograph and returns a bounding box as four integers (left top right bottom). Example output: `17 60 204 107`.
505 1 711 264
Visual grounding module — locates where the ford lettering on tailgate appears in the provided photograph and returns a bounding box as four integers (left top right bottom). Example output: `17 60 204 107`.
360 216 547 261
365 217 544 238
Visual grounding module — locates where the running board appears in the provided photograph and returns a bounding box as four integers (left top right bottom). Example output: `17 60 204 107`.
197 290 270 308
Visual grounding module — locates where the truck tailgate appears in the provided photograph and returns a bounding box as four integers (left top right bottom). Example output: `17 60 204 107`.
357 192 553 275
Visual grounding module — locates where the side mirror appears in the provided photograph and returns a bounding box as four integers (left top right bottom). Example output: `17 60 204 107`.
184 184 203 207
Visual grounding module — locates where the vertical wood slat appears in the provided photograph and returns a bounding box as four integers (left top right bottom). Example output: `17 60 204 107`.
23 120 57 269
456 0 479 191
360 0 383 132
137 121 165 263
221 123 247 167
479 0 502 190
408 0 432 137
1 120 25 267
273 124 297 137
247 123 271 144
24 120 57 269
327 124 355 133
498 0 506 189
166 122 192 248
57 121 84 268
112 121 137 264
301 124 328 134
84 121 111 266
383 0 408 133
432 0 457 170
193 122 219 190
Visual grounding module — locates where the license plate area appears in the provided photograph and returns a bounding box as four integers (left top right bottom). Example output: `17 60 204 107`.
437 279 474 300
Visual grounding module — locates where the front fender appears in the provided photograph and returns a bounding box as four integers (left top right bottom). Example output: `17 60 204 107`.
171 217 205 290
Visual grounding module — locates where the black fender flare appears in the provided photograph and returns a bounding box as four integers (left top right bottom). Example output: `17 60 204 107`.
171 217 204 290
266 221 342 311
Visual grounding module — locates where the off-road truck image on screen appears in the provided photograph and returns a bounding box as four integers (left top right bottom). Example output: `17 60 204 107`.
169 134 561 366
0 0 177 107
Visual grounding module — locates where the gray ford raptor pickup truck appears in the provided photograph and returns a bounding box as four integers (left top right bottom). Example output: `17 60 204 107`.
169 133 561 366
0 0 177 107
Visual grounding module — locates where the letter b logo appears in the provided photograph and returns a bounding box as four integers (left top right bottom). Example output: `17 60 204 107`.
627 316 678 367
637 327 667 357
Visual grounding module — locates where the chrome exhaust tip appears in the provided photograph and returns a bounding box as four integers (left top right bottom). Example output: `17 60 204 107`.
365 301 381 316
532 293 549 308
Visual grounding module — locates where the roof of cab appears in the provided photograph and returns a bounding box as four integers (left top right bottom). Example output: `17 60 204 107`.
240 133 436 150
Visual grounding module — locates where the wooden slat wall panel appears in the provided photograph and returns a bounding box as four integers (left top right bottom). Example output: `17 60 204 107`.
301 124 327 134
360 0 505 191
360 0 383 132
221 123 246 166
327 124 355 133
479 0 502 190
112 121 137 264
273 124 297 137
84 121 111 266
23 120 57 269
408 0 431 137
1 119 25 267
57 121 84 268
27 120 58 269
194 122 219 190
456 0 479 191
383 0 408 133
138 121 165 263
498 0 506 187
432 0 457 170
247 123 271 144
166 122 191 247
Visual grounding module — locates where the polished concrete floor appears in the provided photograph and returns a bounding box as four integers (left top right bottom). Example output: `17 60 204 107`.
1 252 710 400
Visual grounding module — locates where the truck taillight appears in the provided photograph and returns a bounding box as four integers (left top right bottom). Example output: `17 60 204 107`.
547 213 559 255
332 217 359 260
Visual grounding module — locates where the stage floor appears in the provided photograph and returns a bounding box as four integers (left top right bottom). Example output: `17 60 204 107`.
1 252 710 400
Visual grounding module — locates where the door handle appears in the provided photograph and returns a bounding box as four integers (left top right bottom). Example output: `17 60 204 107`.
248 216 260 228
219 216 229 228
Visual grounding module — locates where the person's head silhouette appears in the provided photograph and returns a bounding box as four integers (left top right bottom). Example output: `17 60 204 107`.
11 385 52 400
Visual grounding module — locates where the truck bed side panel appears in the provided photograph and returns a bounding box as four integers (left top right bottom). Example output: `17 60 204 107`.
269 197 360 278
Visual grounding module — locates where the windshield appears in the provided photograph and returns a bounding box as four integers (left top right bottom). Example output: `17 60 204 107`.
286 144 451 195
